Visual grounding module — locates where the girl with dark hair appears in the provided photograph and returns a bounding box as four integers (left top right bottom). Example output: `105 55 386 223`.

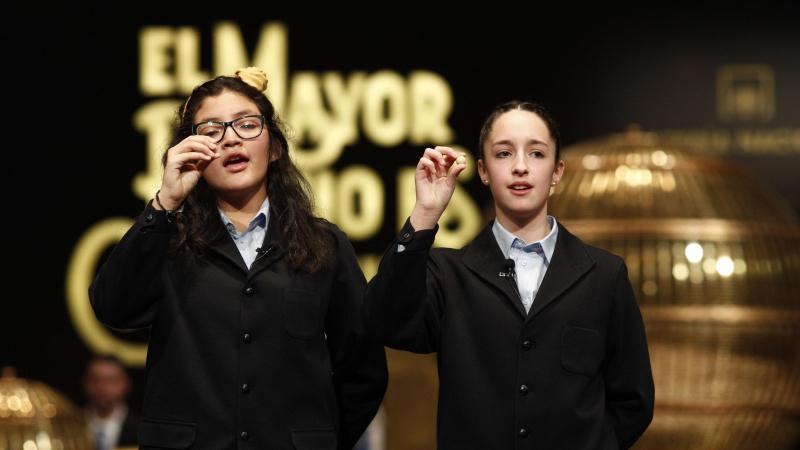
91 68 387 450
364 100 654 449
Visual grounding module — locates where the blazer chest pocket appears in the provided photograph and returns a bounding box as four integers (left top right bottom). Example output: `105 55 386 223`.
291 428 337 450
282 288 324 340
138 417 196 449
561 325 604 377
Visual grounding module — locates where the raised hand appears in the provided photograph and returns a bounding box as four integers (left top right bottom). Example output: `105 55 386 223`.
156 136 219 210
409 146 467 230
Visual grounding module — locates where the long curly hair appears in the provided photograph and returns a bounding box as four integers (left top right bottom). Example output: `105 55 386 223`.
164 75 332 272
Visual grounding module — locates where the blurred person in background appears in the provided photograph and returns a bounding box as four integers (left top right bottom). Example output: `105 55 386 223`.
83 355 139 450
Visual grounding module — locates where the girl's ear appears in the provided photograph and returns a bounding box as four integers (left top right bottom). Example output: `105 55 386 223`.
477 158 489 185
552 159 566 184
268 144 281 163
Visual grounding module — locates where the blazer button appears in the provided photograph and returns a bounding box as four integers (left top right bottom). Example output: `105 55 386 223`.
243 332 252 343
521 340 534 350
241 383 250 393
244 287 256 296
518 428 528 438
145 214 154 222
519 384 529 394
240 431 249 441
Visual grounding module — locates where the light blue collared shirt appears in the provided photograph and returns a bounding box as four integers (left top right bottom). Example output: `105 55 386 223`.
219 197 270 269
492 216 558 313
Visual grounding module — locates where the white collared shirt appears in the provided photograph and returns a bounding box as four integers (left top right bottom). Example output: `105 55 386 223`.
86 405 127 450
492 216 559 313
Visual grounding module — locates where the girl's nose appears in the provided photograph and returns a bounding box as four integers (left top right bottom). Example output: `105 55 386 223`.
512 151 528 174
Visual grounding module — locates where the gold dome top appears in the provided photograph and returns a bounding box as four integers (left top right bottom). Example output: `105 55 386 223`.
0 367 92 450
551 129 800 308
552 128 797 223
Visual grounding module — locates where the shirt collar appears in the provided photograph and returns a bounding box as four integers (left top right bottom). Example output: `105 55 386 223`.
492 215 558 263
219 196 270 238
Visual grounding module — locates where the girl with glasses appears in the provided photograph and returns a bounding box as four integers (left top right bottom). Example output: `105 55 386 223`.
90 68 387 450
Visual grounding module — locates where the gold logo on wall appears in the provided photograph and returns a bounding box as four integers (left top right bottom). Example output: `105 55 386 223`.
717 65 775 122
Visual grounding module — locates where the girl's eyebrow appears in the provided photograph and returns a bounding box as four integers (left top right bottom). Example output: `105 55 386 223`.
196 110 258 123
492 139 549 148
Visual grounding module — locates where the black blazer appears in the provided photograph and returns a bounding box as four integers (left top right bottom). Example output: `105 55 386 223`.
118 407 139 446
364 219 654 450
91 202 387 450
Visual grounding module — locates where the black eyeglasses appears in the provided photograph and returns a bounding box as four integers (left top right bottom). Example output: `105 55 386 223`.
191 115 266 143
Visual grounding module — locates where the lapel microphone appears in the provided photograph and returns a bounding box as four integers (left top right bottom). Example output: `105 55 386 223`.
499 258 516 279
501 258 524 303
255 244 275 260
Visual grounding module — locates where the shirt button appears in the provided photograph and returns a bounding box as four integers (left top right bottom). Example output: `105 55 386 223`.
522 261 527 267
519 384 529 394
243 332 252 344
518 428 528 438
241 383 250 393
521 340 533 350
240 431 249 441
244 287 256 296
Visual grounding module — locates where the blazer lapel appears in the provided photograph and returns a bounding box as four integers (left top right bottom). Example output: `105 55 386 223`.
207 214 249 274
247 208 287 279
462 222 528 319
527 223 595 321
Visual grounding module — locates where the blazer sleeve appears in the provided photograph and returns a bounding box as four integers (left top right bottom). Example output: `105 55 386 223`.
324 226 388 450
604 260 655 449
89 202 173 329
363 218 446 354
